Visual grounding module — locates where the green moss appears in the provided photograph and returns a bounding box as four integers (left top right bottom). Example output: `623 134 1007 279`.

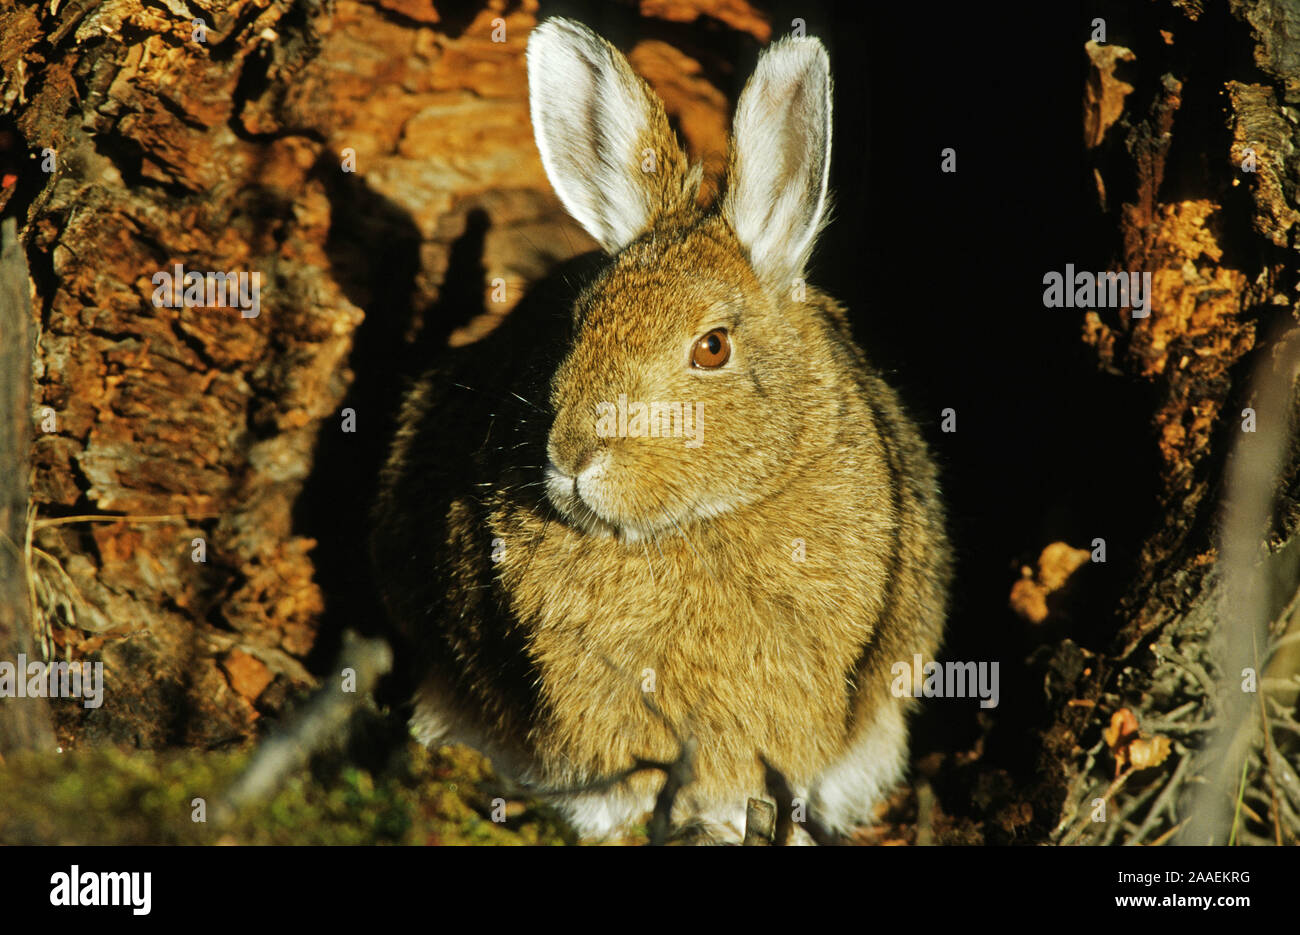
0 740 577 845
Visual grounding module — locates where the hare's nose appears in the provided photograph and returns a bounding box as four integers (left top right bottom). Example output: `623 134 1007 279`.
572 449 596 476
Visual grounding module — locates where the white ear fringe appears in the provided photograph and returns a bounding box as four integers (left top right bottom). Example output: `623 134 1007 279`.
725 36 833 288
527 18 656 253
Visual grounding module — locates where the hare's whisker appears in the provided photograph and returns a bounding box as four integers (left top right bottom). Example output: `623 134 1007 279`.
509 391 545 413
451 381 546 415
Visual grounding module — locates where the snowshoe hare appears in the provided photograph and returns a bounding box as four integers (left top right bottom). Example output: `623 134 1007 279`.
372 17 951 843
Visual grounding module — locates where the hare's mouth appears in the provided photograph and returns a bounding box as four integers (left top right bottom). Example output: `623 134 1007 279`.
543 460 672 544
543 460 630 540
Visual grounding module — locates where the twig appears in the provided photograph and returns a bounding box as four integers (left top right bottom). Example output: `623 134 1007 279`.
1052 739 1106 840
1229 756 1249 845
1060 767 1133 845
646 738 695 846
743 798 775 845
1131 753 1191 843
1147 819 1188 846
1159 648 1219 706
1159 699 1201 723
1138 717 1219 735
32 512 219 530
1102 781 1160 846
761 755 838 845
214 631 391 824
915 778 936 847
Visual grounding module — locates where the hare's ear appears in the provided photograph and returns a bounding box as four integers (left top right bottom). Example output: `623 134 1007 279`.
724 37 832 289
527 18 694 254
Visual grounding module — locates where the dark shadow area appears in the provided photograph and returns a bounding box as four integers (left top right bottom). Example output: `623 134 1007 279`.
293 159 433 707
294 158 593 713
367 246 603 747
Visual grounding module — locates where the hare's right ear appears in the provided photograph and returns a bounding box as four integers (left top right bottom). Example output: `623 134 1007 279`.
527 18 695 254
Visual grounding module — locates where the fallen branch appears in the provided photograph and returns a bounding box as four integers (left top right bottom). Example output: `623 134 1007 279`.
214 631 392 824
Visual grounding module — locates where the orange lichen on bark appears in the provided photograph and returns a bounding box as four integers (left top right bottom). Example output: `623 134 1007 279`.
221 649 275 704
1083 40 1136 149
1009 542 1092 624
1083 200 1254 479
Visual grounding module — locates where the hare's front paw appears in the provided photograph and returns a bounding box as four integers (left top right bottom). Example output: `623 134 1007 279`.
559 789 758 844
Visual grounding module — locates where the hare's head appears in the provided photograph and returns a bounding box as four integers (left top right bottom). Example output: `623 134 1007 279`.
527 18 837 542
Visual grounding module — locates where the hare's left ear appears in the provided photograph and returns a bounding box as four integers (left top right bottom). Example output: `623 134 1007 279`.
527 18 696 254
724 37 832 289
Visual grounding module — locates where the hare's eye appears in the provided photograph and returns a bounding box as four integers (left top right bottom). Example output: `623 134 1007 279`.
691 329 731 369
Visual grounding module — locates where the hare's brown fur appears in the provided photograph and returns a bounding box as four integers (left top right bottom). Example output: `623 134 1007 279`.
372 19 950 839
